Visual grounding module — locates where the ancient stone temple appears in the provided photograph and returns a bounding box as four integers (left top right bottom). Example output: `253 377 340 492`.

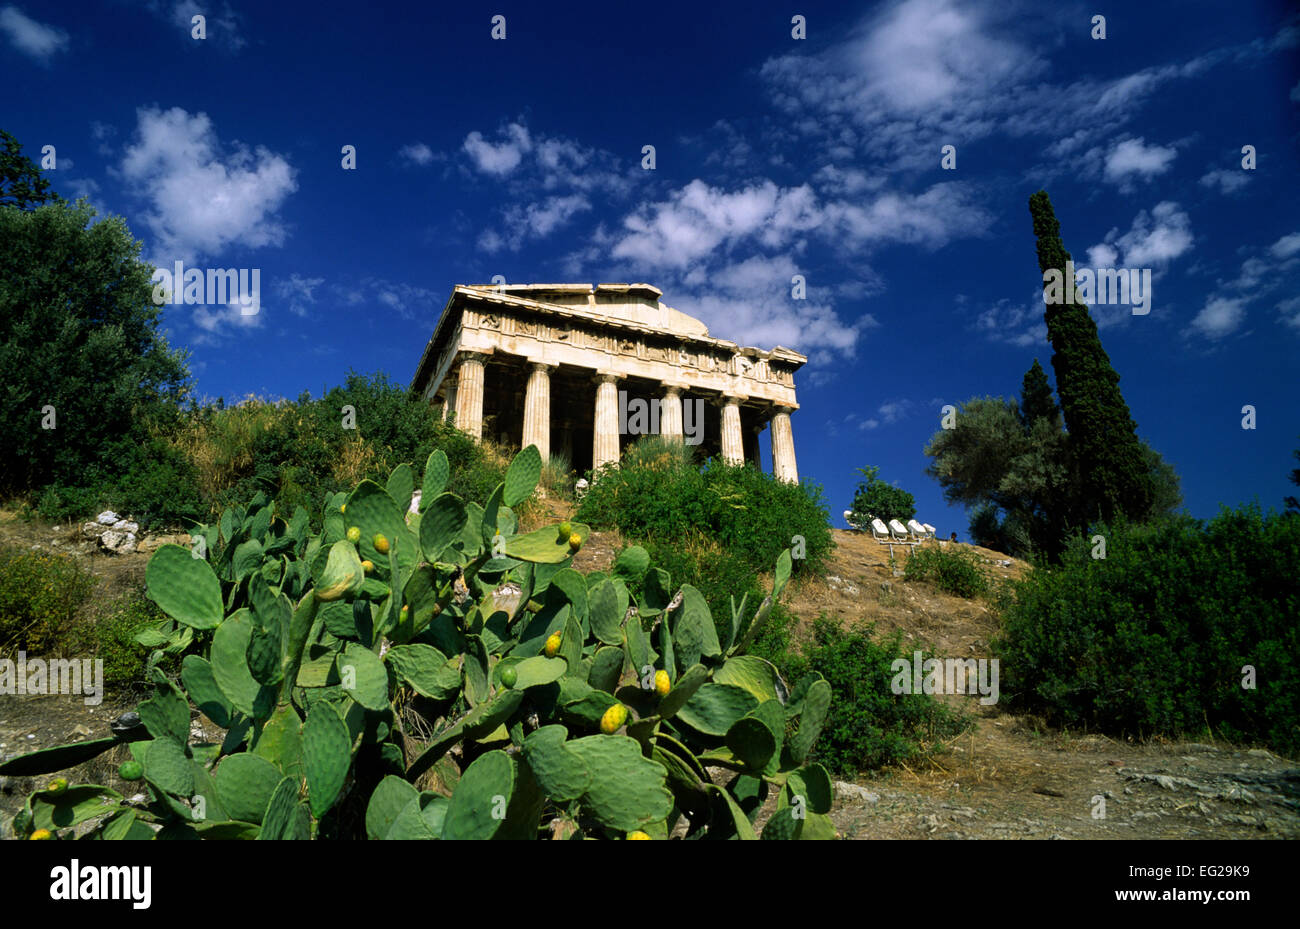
410 284 805 481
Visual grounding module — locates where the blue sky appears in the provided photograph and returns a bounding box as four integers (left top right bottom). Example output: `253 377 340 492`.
4 0 1298 535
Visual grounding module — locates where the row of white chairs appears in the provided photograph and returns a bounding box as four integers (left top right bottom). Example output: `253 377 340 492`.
844 511 937 558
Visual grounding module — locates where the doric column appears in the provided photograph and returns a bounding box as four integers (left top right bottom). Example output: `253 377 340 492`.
521 362 553 460
720 396 744 465
453 352 486 441
592 373 622 472
441 380 458 423
771 406 799 484
660 384 684 442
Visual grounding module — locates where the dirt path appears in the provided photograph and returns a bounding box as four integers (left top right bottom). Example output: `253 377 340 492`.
2 515 1296 839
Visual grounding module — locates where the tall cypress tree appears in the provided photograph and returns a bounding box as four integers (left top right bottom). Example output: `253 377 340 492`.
1029 190 1153 524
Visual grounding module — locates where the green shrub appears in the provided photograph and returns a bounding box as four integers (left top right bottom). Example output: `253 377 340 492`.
784 616 970 774
904 544 989 598
35 482 111 525
996 506 1300 755
85 590 170 690
579 436 833 577
0 544 97 655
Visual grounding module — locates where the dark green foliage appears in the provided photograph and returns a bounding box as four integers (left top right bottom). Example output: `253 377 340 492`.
925 378 1180 560
0 197 191 498
638 539 795 668
3 449 835 840
783 617 969 775
903 545 989 599
1029 190 1154 525
996 505 1300 755
0 544 97 655
1285 436 1299 512
84 591 171 690
1018 358 1059 430
578 437 833 577
0 129 61 210
848 465 916 524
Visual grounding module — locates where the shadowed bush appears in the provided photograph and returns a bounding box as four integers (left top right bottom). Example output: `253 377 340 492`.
996 505 1300 756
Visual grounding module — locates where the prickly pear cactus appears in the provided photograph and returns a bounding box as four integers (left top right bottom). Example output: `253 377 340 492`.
0 445 836 840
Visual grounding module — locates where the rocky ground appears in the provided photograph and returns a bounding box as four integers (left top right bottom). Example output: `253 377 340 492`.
2 508 1296 839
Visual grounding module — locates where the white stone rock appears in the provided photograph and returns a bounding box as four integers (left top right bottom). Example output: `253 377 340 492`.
409 490 422 514
82 521 104 539
96 510 120 525
99 530 138 554
111 519 140 533
834 781 880 804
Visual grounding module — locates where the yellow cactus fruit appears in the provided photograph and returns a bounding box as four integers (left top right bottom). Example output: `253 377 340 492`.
46 777 69 796
568 533 582 550
626 830 651 840
543 632 562 658
29 829 53 841
346 526 361 543
654 669 671 697
361 560 375 574
340 503 346 514
373 533 389 554
600 702 628 734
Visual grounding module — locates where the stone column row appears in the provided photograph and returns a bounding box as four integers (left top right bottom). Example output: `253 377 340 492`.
443 352 797 484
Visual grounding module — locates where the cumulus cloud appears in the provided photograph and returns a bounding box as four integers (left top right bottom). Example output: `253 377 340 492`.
118 106 297 263
398 142 434 166
479 194 592 253
1187 231 1300 340
1199 168 1250 194
463 123 533 175
1103 137 1177 185
1190 297 1247 340
462 121 630 250
0 6 68 62
1092 202 1193 269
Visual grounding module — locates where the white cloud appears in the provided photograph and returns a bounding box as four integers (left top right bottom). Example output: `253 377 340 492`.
118 107 297 263
273 274 324 317
1190 297 1246 339
973 293 1047 347
1269 232 1300 260
464 121 630 250
1185 231 1300 340
1199 168 1250 194
463 123 532 175
479 194 592 252
610 180 821 269
1094 202 1193 268
164 1 245 50
398 142 434 166
1103 137 1177 184
0 6 68 62
188 299 264 345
